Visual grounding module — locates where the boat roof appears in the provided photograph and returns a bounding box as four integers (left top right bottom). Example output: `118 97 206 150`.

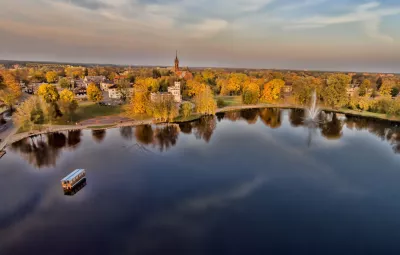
61 169 85 182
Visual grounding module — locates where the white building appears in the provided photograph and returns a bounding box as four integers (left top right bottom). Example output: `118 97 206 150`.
84 76 106 88
108 85 134 99
168 81 182 103
100 80 114 91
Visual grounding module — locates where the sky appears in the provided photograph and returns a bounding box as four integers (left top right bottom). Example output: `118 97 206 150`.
0 0 399 72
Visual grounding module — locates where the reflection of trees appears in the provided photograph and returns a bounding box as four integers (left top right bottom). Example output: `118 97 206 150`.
320 113 343 140
224 111 241 122
120 126 133 140
67 130 82 148
259 108 281 129
289 109 304 127
11 133 64 168
240 109 259 124
135 125 154 145
179 122 193 134
192 115 216 143
154 125 179 151
216 112 225 122
92 129 106 143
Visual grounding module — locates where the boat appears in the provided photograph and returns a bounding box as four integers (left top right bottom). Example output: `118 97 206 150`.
64 178 87 196
61 169 86 191
0 151 5 159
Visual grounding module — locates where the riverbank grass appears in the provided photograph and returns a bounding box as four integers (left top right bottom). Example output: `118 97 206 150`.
173 113 202 123
215 96 242 107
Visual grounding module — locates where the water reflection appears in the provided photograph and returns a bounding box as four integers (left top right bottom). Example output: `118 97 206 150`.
8 108 400 169
10 130 82 168
92 129 106 143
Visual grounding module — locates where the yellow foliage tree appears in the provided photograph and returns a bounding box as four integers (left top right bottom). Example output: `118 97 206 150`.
242 81 260 105
46 71 58 83
379 80 394 97
37 83 60 103
126 81 150 115
261 79 285 102
87 83 103 102
194 86 217 115
220 73 248 95
59 89 78 118
186 80 208 97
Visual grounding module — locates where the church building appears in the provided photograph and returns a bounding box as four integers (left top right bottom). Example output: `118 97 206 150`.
174 51 193 80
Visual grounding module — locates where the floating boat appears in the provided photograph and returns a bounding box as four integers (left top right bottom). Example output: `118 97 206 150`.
64 178 87 196
61 169 86 191
0 151 5 159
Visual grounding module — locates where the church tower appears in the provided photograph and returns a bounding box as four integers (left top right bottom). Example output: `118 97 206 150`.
174 50 179 72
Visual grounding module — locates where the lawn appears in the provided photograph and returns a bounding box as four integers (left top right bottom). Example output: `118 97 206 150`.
173 113 202 123
215 96 242 107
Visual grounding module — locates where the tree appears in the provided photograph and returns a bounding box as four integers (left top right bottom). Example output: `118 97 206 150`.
59 77 71 89
0 89 18 111
358 79 371 97
220 73 248 95
59 89 78 119
185 80 208 97
242 81 260 105
292 77 322 105
0 70 22 110
126 81 150 115
261 79 285 102
46 71 58 83
379 80 395 97
151 95 179 122
37 83 60 103
194 86 217 115
180 102 193 118
87 83 103 102
116 79 131 102
13 96 44 131
321 74 351 108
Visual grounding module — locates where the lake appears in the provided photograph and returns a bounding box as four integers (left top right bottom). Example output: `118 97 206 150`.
1 108 400 255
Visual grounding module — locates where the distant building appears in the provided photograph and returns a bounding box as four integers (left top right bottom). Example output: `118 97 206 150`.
346 85 358 97
108 84 134 99
150 92 174 102
83 76 106 88
100 80 114 91
168 81 182 103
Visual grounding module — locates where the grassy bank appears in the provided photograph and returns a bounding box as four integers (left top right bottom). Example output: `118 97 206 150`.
173 113 202 123
88 124 116 129
215 96 242 107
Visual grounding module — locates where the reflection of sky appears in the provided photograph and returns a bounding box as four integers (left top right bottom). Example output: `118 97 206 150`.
1 110 400 254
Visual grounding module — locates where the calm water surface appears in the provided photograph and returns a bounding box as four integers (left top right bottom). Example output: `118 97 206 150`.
1 108 400 255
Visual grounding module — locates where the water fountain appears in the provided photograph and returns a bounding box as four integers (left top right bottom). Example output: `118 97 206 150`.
305 90 320 123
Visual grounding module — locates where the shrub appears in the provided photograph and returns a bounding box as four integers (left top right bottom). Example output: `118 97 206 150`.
217 98 226 108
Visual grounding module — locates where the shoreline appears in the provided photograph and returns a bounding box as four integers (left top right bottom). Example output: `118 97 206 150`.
2 103 400 150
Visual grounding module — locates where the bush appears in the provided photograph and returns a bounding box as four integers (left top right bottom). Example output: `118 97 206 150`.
217 98 226 108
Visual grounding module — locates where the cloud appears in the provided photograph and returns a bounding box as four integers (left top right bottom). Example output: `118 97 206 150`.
285 1 400 42
57 0 111 10
185 19 229 38
278 0 326 11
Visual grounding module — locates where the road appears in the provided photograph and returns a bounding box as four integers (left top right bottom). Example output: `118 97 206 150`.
0 120 17 151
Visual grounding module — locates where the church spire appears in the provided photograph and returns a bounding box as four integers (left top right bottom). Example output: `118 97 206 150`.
174 50 179 72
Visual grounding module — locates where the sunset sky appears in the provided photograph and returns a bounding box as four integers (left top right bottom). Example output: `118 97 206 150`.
0 0 399 72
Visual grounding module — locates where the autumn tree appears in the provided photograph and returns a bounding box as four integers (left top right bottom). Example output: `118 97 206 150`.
151 95 179 122
292 77 322 105
358 79 372 97
37 83 60 103
220 73 248 95
126 80 150 115
242 81 260 105
194 86 217 115
180 102 193 118
0 70 22 110
87 83 103 102
59 89 78 120
261 79 285 102
116 79 132 102
321 74 351 108
185 79 208 97
46 71 58 83
59 77 71 89
379 80 395 97
13 96 44 131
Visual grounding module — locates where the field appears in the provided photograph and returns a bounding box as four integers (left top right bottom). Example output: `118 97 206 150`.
215 96 242 107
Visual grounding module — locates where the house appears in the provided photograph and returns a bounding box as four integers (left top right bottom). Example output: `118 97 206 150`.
83 76 106 88
108 84 134 99
100 80 114 91
71 79 84 88
168 81 182 103
346 84 359 97
150 81 182 103
74 87 87 99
